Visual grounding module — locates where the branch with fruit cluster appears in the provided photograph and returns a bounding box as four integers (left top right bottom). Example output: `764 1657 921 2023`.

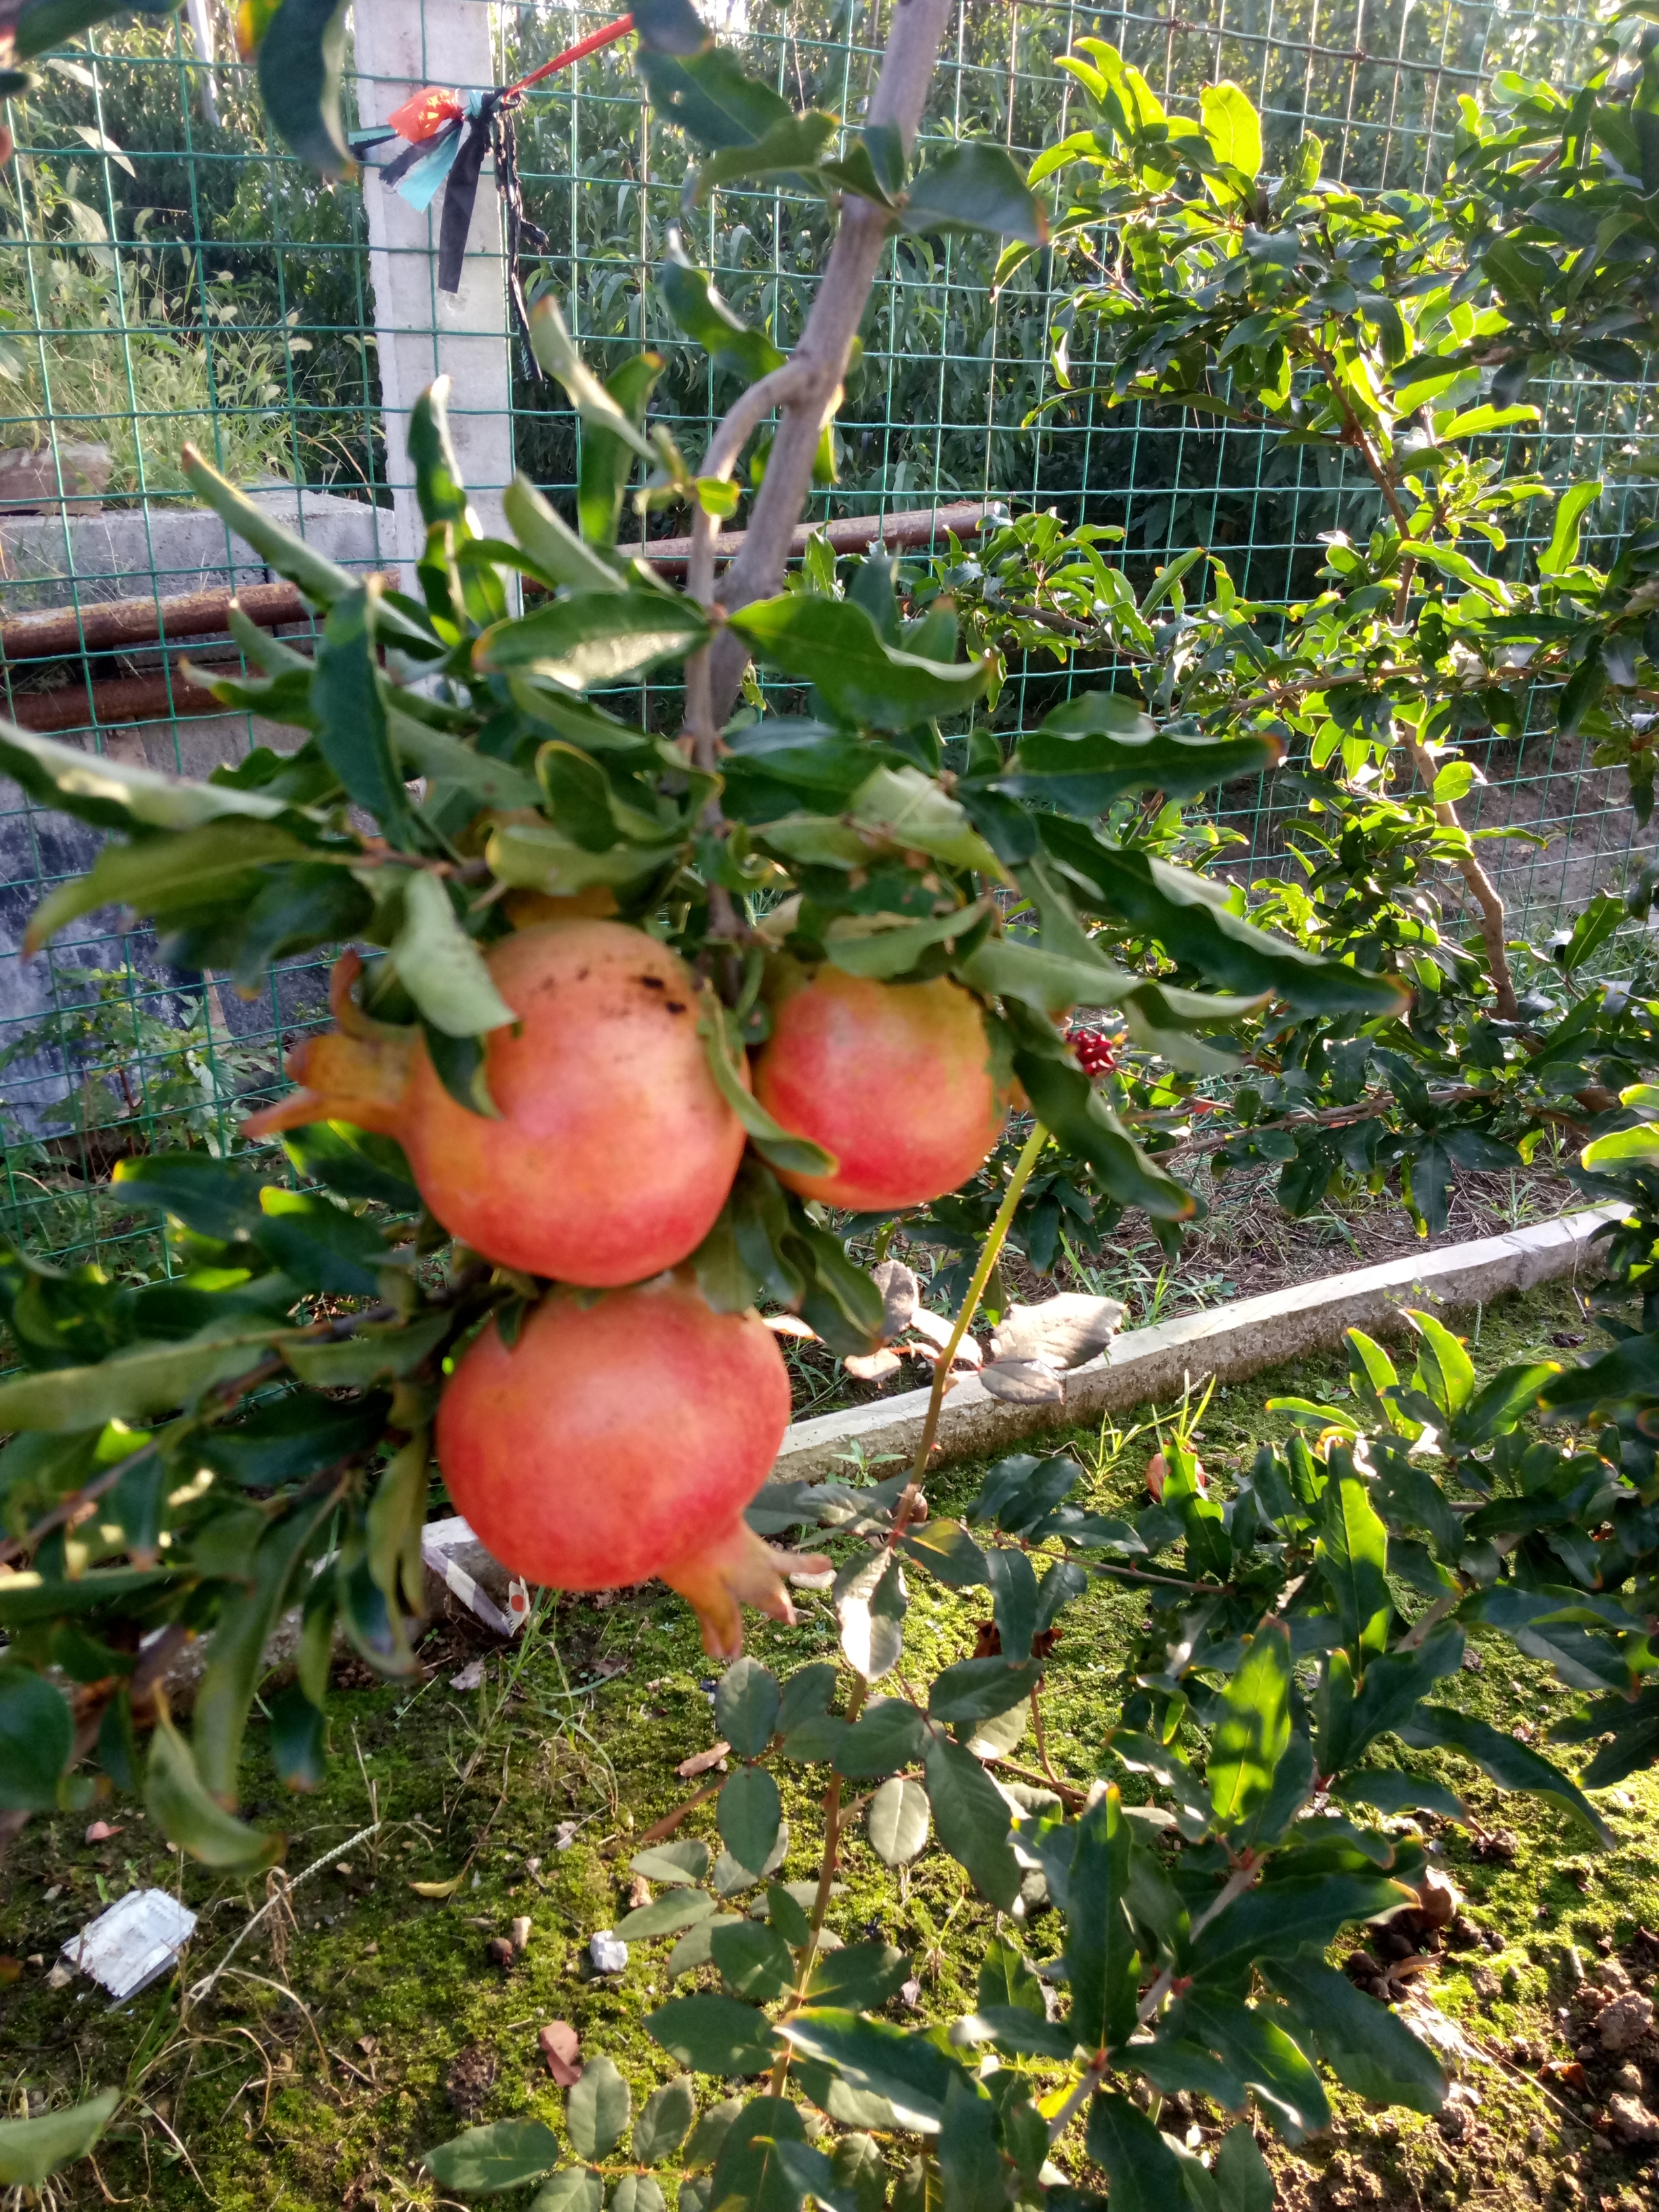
5 4 1659 2198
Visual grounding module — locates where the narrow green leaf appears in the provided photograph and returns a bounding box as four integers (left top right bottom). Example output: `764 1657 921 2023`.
923 1735 1020 1908
1208 1621 1292 1835
718 1763 782 1876
1067 1781 1139 2050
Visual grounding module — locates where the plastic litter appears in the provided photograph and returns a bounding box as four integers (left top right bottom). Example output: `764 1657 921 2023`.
60 1889 198 2002
422 1514 529 1637
589 1929 628 1974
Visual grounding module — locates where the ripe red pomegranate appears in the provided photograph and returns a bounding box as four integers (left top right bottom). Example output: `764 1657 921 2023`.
434 1275 821 1656
750 964 1010 1210
243 920 746 1286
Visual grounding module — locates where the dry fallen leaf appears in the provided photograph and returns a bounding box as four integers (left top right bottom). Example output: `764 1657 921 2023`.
83 1821 122 1845
762 1313 818 1340
844 1348 903 1382
409 1873 467 1900
539 2020 582 2086
676 1742 731 1779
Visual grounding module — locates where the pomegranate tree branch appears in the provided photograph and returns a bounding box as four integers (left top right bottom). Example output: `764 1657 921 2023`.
702 0 957 725
1405 733 1519 1021
889 1119 1050 1543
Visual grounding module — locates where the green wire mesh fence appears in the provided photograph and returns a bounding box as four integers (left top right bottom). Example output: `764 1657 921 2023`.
0 0 1642 1267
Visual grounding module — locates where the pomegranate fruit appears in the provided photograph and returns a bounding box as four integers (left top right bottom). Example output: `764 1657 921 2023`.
243 920 747 1286
434 1275 822 1656
751 963 1010 1210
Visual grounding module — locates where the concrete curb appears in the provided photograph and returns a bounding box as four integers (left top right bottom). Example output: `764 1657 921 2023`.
774 1205 1620 1483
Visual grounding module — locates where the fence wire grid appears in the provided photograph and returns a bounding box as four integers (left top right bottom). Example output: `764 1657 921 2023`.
0 0 1643 1267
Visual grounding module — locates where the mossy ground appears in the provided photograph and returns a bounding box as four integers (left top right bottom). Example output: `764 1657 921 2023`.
4 1276 1658 2212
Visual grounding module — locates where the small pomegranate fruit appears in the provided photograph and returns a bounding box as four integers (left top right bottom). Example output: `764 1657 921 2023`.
751 964 1010 1210
1145 1449 1207 1502
243 920 746 1286
434 1275 822 1657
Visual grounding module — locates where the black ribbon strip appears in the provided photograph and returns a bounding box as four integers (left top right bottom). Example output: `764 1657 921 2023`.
436 94 499 294
491 104 547 380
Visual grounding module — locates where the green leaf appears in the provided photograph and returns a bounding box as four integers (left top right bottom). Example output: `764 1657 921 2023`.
283 1308 451 1389
719 1763 783 1876
146 1706 283 1871
1318 1456 1391 1658
267 1681 327 1791
0 2089 121 2190
255 1187 392 1297
805 1942 912 2012
409 377 471 531
1201 80 1263 178
1193 1874 1414 1982
701 2097 810 2212
112 1151 265 1242
0 1325 281 1435
1263 1954 1445 2112
26 818 317 956
646 1992 779 2076
923 1735 1020 1908
1344 1627 1467 1763
1166 1987 1330 2142
0 716 305 836
902 144 1048 245
388 873 516 1039
637 44 793 150
1085 2090 1187 2211
531 2173 605 2212
567 2055 630 2162
422 2118 562 2196
182 442 358 606
1002 723 1281 816
867 1775 930 1866
727 596 991 731
710 1918 795 2001
1040 821 1410 1017
1539 479 1602 577
661 239 786 380
1213 2124 1275 2212
0 1665 73 1812
579 352 665 551
616 1890 718 1940
632 2077 697 2165
935 2075 1004 2212
848 766 1004 876
694 109 839 200
385 707 540 812
717 1656 782 1759
1407 1311 1475 1423
632 1838 713 1885
256 0 350 173
827 1696 922 1780
526 295 655 463
503 474 625 593
313 583 416 842
1208 1621 1292 1835
195 1494 336 1804
474 592 708 689
780 2010 964 2133
928 1658 1041 1725
1068 1782 1140 2049
1395 1705 1611 1843
610 2176 667 2212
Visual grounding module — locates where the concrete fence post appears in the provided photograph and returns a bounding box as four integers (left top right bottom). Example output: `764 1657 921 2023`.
351 0 516 581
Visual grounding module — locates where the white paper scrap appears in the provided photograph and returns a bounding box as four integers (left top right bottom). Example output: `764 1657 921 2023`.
62 1889 198 2001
